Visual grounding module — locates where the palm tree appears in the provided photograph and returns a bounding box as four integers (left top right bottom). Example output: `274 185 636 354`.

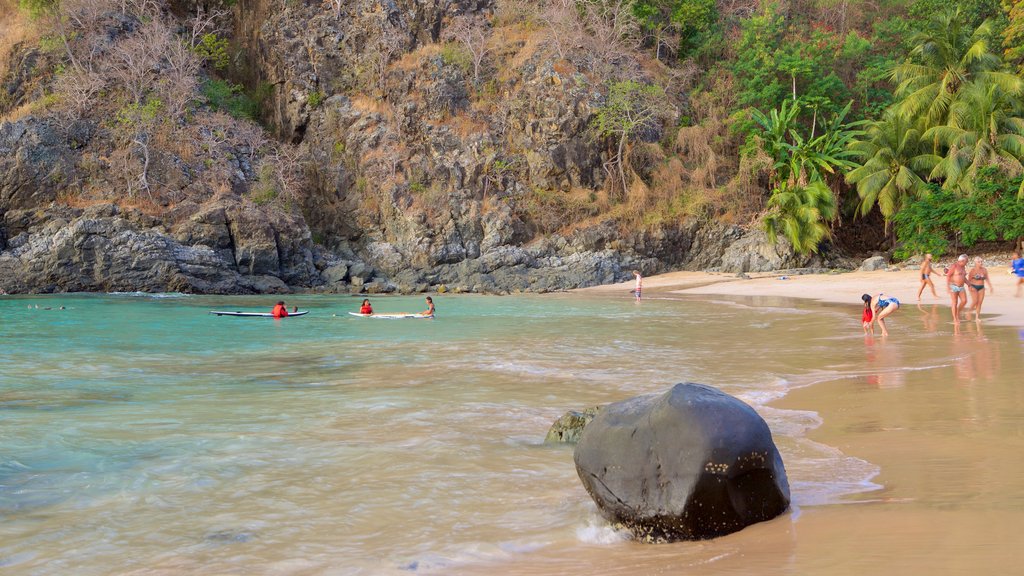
763 181 837 254
890 8 1023 129
846 109 938 221
923 80 1024 196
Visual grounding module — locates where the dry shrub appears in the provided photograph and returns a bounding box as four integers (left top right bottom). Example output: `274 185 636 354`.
499 26 545 82
494 0 541 27
446 112 489 138
350 94 393 120
0 0 34 78
394 43 443 71
519 186 607 234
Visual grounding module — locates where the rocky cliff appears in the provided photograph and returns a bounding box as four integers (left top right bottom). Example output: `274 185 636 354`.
0 0 851 295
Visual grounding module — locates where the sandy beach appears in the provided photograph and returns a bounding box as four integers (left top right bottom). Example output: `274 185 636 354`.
572 262 1024 574
583 263 1024 327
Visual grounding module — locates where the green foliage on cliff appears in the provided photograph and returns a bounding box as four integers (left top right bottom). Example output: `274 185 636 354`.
194 34 231 70
891 169 1024 258
201 79 258 120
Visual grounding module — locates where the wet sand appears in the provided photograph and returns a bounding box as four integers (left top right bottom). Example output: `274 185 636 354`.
573 267 1024 574
583 267 1024 326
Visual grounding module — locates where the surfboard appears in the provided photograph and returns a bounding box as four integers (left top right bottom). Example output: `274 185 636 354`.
347 312 433 319
210 310 309 317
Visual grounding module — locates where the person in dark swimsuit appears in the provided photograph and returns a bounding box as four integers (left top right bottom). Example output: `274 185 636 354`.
967 257 993 321
917 253 938 300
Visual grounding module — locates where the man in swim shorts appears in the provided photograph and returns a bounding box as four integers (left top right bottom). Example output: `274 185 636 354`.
946 254 968 325
917 253 938 300
632 270 642 302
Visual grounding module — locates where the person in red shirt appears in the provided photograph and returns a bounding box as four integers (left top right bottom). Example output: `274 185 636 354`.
359 299 373 315
861 296 873 335
271 301 289 318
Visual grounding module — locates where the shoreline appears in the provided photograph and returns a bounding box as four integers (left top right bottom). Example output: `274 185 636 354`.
581 267 1024 327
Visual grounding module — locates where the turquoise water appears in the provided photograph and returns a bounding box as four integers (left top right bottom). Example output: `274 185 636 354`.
1 292 1022 574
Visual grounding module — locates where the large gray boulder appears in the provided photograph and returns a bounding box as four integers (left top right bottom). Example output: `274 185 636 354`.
574 383 790 541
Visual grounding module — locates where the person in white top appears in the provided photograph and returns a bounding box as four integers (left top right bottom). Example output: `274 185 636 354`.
632 270 642 302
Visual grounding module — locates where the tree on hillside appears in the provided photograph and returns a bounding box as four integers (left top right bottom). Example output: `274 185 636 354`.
749 99 859 253
762 181 837 254
846 109 936 223
1003 0 1024 73
890 8 1020 128
445 14 492 88
591 80 669 200
923 80 1024 195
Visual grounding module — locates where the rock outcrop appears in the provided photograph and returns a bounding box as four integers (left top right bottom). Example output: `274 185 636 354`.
0 201 318 294
544 406 602 444
574 383 790 541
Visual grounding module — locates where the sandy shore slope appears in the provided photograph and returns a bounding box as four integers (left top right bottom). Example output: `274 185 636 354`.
582 267 1024 326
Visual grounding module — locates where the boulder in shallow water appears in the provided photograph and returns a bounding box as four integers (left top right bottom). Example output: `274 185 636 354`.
544 406 602 444
573 383 790 541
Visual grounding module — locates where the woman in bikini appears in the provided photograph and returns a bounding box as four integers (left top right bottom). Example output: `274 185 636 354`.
863 293 900 337
967 257 993 321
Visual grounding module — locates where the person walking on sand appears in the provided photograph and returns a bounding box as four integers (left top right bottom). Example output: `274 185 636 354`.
1012 250 1024 297
632 270 642 302
967 256 993 320
863 293 900 337
946 254 969 325
917 253 938 300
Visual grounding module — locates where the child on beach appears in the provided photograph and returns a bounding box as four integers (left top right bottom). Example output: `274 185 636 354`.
1013 251 1024 297
862 297 874 334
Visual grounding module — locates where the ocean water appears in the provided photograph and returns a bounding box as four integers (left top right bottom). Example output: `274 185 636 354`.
1 292 1021 575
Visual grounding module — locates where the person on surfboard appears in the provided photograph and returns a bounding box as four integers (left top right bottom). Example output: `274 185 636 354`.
271 301 290 318
359 299 373 315
420 296 435 317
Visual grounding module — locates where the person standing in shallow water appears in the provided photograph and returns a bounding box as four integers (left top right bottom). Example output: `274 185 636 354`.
917 253 938 300
946 254 969 325
632 270 642 302
967 256 993 321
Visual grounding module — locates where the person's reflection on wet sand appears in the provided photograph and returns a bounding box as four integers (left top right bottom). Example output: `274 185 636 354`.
916 303 939 333
863 334 906 389
953 322 999 383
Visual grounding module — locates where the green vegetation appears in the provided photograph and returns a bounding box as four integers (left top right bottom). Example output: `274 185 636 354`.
591 80 668 199
308 90 325 109
440 43 472 75
194 33 231 70
201 79 258 120
250 164 279 205
892 169 1024 257
628 0 1024 255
